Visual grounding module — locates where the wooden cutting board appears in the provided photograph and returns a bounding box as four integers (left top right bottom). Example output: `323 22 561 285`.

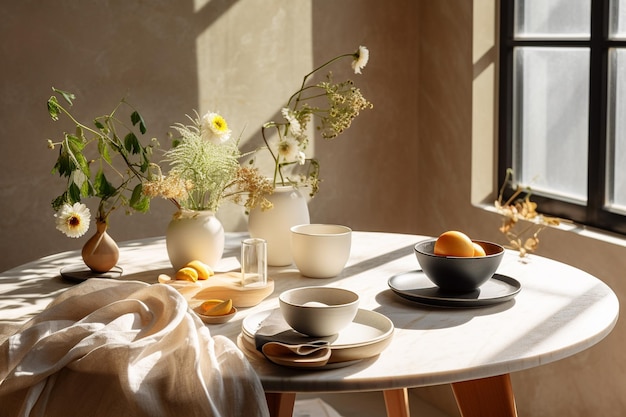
161 272 274 308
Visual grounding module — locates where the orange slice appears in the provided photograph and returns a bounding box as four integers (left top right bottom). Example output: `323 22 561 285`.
185 260 214 280
175 267 198 282
200 299 233 316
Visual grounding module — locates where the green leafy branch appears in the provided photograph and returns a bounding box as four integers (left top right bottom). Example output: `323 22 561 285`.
47 87 157 222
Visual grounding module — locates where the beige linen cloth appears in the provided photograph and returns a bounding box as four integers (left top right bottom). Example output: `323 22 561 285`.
0 278 269 417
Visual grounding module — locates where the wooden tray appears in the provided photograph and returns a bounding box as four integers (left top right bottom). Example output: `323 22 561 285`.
163 272 274 308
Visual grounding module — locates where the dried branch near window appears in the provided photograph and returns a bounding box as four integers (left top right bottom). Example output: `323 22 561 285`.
495 169 563 258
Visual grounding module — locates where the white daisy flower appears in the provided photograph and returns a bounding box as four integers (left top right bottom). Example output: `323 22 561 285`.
277 137 301 163
200 111 232 144
352 45 369 74
55 202 91 238
296 151 306 165
281 107 302 137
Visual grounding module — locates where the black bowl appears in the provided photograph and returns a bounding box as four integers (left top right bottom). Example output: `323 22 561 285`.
414 238 504 292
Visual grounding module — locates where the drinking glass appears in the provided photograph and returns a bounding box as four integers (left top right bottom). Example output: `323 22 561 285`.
241 238 267 287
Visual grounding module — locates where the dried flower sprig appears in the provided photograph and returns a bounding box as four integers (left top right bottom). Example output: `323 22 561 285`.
228 166 276 211
258 46 373 195
495 168 562 257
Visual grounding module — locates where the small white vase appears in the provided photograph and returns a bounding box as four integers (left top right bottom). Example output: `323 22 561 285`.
248 185 310 266
166 209 225 270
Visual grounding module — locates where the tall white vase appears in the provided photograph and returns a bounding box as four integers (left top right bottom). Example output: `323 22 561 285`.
166 209 225 270
248 185 310 266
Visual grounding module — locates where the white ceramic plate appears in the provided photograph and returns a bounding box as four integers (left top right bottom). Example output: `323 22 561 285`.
242 308 394 364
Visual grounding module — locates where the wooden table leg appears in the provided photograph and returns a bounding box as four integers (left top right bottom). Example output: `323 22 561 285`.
383 388 410 417
265 392 296 417
451 374 518 417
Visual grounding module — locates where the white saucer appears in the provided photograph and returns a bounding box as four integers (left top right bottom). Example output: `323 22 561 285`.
194 306 237 324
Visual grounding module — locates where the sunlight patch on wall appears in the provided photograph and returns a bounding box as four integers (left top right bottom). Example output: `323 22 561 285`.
195 0 312 146
194 0 313 229
471 0 498 206
194 0 210 12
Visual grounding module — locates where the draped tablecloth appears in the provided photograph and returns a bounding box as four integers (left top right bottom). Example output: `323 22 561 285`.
0 278 269 417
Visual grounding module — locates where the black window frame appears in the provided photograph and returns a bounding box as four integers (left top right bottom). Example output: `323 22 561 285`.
498 0 626 235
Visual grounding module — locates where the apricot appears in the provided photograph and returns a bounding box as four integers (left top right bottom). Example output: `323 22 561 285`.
434 231 475 257
472 242 487 257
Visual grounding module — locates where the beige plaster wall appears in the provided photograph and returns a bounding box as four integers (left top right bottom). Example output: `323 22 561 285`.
1 1 625 416
413 1 626 416
0 0 314 266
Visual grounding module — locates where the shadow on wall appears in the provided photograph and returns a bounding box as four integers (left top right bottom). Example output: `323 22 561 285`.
0 0 420 275
0 1 231 272
308 0 421 234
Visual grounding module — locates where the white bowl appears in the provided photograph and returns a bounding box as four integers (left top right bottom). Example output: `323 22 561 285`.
290 224 352 278
279 286 359 337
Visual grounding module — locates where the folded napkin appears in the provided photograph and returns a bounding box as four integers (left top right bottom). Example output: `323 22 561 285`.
254 310 333 366
0 278 269 417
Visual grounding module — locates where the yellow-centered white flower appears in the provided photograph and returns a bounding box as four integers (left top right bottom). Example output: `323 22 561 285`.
55 202 91 238
201 111 232 144
281 107 302 137
352 45 369 74
277 137 301 163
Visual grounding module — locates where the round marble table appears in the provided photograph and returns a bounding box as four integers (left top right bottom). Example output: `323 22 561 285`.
0 232 619 417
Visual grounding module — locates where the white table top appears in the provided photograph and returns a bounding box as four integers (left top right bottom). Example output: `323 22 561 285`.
0 231 619 394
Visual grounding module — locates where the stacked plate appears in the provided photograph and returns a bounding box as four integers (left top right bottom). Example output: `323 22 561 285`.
240 309 394 369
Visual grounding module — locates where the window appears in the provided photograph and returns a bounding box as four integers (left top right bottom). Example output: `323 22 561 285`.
499 0 626 234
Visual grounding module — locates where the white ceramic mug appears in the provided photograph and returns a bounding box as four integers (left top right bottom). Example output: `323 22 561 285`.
290 224 352 278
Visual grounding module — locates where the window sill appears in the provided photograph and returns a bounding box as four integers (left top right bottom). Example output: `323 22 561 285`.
477 203 626 249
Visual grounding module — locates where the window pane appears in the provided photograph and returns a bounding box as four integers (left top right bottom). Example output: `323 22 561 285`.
515 0 591 39
610 0 626 39
513 47 589 202
607 49 626 210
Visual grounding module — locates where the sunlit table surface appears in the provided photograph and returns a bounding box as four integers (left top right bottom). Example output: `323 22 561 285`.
0 231 619 417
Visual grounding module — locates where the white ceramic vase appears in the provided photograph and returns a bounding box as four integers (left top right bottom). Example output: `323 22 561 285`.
248 185 310 266
166 209 225 270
